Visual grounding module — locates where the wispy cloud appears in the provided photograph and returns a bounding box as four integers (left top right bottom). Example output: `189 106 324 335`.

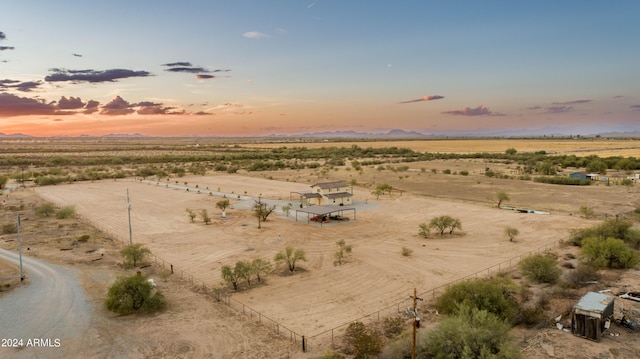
57 96 85 109
0 31 5 40
0 31 14 51
551 100 591 105
631 105 640 110
243 31 269 39
45 68 152 83
543 106 572 114
442 104 504 116
196 74 216 79
0 79 42 92
398 95 444 104
72 53 82 57
162 62 230 80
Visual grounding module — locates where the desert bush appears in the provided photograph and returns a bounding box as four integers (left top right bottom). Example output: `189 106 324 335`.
534 176 591 185
334 240 353 265
382 316 405 338
436 276 519 323
504 226 519 242
120 243 151 267
418 223 429 238
459 170 469 176
422 305 520 359
518 253 562 284
104 273 166 314
56 205 76 219
401 246 413 256
78 234 90 242
519 304 547 327
565 264 600 287
579 205 595 219
343 321 382 358
316 350 345 359
580 237 639 269
442 169 451 174
35 203 56 217
2 223 17 234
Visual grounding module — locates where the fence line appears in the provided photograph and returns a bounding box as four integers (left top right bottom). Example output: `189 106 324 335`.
306 240 560 352
76 210 306 348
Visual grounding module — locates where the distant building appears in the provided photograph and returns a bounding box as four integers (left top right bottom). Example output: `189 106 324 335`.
293 181 353 206
569 172 587 181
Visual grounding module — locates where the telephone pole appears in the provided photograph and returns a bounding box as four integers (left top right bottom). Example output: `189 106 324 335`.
127 189 132 246
410 287 423 359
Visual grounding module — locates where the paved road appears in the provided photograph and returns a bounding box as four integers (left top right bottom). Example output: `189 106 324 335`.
0 249 91 358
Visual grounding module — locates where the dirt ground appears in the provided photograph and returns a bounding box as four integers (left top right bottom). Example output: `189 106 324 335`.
2 159 640 358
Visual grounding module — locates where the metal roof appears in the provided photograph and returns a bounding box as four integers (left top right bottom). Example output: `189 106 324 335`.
296 205 355 216
324 192 352 199
574 291 614 313
311 181 347 189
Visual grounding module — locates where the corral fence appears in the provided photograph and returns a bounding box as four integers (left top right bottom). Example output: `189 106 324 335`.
71 184 561 354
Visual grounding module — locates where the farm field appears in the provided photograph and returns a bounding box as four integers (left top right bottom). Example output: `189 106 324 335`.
2 137 640 358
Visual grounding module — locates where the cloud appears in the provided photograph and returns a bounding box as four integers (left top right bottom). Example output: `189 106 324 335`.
243 31 269 39
165 66 207 73
398 95 444 104
72 53 82 57
84 100 100 114
45 68 152 83
0 79 42 92
196 74 215 79
100 96 135 115
612 95 624 99
551 100 591 105
527 105 542 110
0 31 5 40
57 96 85 109
162 62 192 67
543 106 572 114
442 104 504 116
0 93 70 116
0 46 14 51
631 105 640 110
194 111 213 115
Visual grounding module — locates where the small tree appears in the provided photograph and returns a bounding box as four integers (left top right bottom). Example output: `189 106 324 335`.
418 223 430 238
221 261 249 290
105 273 166 314
186 208 197 222
518 253 562 283
35 203 56 217
216 199 230 218
495 191 510 208
253 199 276 229
281 203 292 217
401 246 413 256
274 246 306 273
0 175 8 190
376 183 393 196
120 243 151 267
251 258 273 283
580 237 639 269
371 189 383 199
428 215 461 236
343 321 383 358
504 226 519 242
334 239 353 265
200 209 211 225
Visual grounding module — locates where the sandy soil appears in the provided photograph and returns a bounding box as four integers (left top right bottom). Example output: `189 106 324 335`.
3 161 639 358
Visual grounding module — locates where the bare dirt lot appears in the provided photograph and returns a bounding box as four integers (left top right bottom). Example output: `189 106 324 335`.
2 139 640 358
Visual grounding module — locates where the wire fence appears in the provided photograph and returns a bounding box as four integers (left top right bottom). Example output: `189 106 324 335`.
68 183 562 354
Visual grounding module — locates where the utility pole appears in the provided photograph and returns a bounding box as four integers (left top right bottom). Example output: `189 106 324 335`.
410 287 423 359
17 214 24 281
127 189 133 246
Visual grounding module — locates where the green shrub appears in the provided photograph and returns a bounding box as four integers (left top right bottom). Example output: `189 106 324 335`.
459 170 469 176
565 264 599 287
104 274 166 314
436 276 519 323
518 253 562 284
422 305 520 359
401 247 413 256
580 237 639 269
78 234 90 242
35 203 56 217
56 205 76 219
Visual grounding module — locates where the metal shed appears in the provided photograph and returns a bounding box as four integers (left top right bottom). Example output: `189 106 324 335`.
571 291 614 341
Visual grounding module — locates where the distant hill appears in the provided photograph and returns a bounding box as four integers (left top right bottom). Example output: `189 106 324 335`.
0 132 32 138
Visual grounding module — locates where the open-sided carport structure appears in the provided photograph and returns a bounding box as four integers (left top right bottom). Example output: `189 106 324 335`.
295 205 356 226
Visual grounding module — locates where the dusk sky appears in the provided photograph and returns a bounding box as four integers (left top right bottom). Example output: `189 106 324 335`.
1 1 639 137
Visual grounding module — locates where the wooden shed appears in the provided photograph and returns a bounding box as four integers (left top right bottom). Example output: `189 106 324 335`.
571 291 614 341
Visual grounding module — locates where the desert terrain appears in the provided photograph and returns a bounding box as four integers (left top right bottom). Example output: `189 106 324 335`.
1 138 640 358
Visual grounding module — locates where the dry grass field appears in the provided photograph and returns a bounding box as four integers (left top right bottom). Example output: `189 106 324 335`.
241 138 640 157
2 137 640 358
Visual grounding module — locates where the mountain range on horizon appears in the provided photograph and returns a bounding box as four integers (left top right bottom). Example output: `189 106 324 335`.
2 125 640 139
